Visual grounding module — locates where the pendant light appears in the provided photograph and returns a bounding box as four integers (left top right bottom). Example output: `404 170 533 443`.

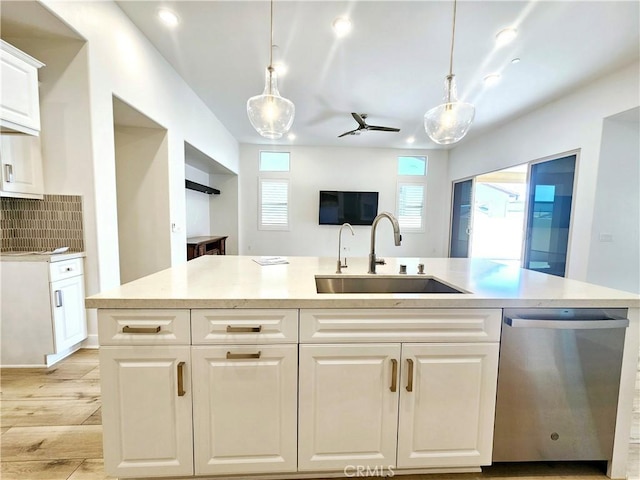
424 0 475 145
247 0 295 139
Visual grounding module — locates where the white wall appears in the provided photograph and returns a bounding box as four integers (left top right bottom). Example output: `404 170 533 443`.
41 0 239 288
448 62 640 282
115 126 171 284
586 109 640 293
210 173 239 255
239 145 449 260
185 164 212 238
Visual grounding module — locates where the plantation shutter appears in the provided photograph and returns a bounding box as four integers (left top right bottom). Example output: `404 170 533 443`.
398 183 424 230
260 179 289 229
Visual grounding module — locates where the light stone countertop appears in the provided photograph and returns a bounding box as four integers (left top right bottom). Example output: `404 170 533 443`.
85 255 640 309
1 251 85 263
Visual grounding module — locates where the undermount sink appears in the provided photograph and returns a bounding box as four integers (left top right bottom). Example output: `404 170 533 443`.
315 275 467 294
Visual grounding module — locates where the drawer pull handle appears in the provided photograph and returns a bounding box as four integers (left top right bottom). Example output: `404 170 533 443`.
177 362 186 397
406 358 414 392
390 359 398 392
226 325 262 333
3 164 13 183
226 351 261 360
54 290 63 308
122 326 161 334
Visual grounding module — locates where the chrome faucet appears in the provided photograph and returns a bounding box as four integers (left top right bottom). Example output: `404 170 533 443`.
336 223 355 273
369 212 402 274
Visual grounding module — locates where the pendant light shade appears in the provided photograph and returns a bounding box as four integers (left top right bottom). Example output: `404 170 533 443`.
247 0 295 139
424 0 475 145
247 66 294 139
424 74 475 145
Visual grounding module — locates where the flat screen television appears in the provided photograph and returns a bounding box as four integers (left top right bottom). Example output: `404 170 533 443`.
319 190 379 226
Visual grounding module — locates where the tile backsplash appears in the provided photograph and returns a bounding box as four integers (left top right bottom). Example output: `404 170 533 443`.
1 194 84 252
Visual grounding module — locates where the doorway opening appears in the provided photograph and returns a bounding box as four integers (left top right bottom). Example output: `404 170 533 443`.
471 164 527 267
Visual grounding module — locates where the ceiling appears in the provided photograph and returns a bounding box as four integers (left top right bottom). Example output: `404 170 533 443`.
115 0 639 150
3 1 639 151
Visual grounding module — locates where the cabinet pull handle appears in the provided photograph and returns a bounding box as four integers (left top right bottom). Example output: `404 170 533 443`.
390 359 398 392
54 290 63 307
3 164 13 183
122 326 161 334
226 325 262 333
226 351 261 360
177 362 186 397
406 359 414 392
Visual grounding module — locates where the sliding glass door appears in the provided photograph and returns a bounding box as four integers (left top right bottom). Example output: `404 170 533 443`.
450 178 474 258
522 154 577 277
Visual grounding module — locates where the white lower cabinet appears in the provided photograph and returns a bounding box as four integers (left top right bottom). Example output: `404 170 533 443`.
51 274 87 352
298 344 401 471
98 307 501 478
396 343 500 468
100 346 193 478
298 308 502 474
192 345 298 475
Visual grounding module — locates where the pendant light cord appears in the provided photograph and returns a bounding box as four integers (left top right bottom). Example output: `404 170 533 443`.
448 0 457 78
269 0 274 68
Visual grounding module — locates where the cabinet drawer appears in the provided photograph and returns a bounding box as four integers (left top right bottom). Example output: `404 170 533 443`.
192 309 298 344
98 309 190 345
49 258 83 282
300 309 502 343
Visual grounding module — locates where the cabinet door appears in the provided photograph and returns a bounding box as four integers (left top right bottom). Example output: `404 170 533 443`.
99 346 193 478
192 344 297 475
0 135 44 198
298 344 401 472
0 43 41 134
50 275 87 352
397 343 499 468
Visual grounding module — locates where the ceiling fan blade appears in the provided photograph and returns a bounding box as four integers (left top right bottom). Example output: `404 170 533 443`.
368 126 401 132
338 128 359 138
351 113 367 128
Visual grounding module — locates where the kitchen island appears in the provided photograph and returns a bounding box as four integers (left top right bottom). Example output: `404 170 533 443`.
86 256 639 480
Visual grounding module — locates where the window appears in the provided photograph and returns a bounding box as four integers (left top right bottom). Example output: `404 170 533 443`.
259 151 290 230
259 179 289 229
398 156 427 176
260 151 290 172
396 156 427 231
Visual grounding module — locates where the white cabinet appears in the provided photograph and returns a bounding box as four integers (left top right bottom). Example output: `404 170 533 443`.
98 309 193 478
191 309 298 475
298 344 400 471
99 345 194 478
0 40 44 135
396 343 499 468
0 134 44 198
192 344 298 475
298 308 502 473
1 256 87 367
51 273 87 352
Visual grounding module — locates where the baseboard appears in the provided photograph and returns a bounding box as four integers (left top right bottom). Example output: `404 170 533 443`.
81 334 99 348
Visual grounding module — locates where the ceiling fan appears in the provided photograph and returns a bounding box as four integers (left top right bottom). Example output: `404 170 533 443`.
338 113 401 138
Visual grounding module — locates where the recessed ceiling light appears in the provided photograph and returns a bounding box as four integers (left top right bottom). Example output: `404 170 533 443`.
511 57 521 64
332 16 352 38
406 136 415 144
496 27 517 46
288 133 296 141
158 8 179 28
483 73 501 86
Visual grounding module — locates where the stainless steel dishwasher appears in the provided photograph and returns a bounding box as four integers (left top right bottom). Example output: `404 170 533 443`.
493 308 629 462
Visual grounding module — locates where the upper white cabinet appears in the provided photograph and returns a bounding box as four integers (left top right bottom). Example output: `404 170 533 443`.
0 134 44 199
0 40 44 136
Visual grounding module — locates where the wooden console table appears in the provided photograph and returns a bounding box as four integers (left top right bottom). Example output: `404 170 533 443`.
187 236 227 260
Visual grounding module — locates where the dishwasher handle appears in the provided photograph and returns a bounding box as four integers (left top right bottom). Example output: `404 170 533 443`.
504 316 629 330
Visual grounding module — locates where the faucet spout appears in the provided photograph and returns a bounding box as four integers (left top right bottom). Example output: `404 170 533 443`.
336 223 355 273
368 212 402 274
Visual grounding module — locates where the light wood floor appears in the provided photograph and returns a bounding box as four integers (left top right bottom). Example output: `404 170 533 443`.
1 349 638 480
